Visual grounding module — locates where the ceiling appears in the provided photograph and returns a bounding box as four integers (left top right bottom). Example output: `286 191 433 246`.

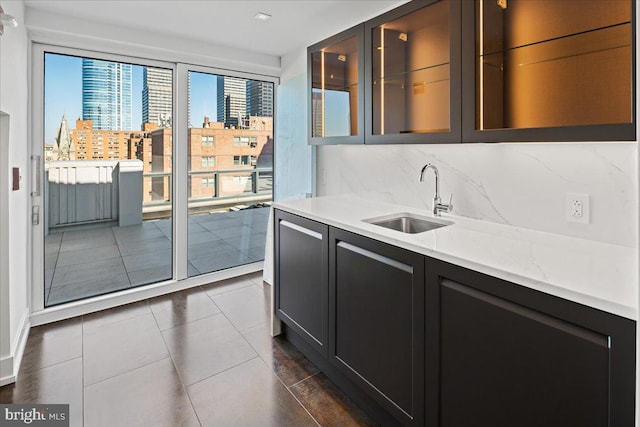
24 0 407 57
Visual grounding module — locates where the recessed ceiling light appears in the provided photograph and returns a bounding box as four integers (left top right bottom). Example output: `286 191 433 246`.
254 12 272 21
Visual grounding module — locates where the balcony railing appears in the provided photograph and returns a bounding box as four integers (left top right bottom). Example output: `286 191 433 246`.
46 160 274 230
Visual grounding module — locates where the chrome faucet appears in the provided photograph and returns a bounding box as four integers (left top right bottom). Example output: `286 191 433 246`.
419 163 453 216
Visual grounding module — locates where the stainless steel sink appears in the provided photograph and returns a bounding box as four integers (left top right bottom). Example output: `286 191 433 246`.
363 213 453 234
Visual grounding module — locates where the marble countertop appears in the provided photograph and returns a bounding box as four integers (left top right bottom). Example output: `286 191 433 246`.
274 195 638 320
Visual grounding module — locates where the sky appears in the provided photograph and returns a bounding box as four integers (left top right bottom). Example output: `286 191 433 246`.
44 53 218 145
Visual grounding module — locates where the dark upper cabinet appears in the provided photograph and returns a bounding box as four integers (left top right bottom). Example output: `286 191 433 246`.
308 0 461 145
274 210 329 356
308 0 635 144
425 257 636 427
365 0 462 144
329 227 425 426
461 0 636 142
308 24 365 145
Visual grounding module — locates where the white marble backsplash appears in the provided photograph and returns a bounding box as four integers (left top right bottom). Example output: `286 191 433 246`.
316 142 637 247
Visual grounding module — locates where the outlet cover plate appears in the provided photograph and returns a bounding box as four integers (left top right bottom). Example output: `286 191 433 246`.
566 193 589 224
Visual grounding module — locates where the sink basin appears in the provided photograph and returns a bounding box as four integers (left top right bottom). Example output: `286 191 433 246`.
363 213 452 234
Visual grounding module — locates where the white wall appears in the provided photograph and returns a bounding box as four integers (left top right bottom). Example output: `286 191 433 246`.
0 0 31 385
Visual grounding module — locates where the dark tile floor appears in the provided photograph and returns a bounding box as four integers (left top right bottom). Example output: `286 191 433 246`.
0 272 377 427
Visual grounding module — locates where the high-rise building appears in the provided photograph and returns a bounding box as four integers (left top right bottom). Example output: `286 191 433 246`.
142 68 172 129
82 59 132 130
246 81 274 118
216 76 246 128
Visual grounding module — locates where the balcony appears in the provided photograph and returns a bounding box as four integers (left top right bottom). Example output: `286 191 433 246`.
44 160 272 307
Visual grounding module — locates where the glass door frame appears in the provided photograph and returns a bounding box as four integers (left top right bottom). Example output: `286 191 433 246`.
178 64 278 279
30 44 278 320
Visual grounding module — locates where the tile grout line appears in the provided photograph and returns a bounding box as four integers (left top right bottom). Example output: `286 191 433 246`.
287 371 321 390
111 226 134 289
82 313 168 389
176 290 264 390
210 280 322 426
45 233 63 307
150 305 204 427
268 359 323 427
184 355 261 390
17 355 84 377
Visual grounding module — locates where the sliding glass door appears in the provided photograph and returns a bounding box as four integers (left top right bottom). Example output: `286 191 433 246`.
32 45 276 312
39 50 174 307
186 69 273 277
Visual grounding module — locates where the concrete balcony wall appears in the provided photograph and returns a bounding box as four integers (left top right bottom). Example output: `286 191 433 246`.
46 160 143 230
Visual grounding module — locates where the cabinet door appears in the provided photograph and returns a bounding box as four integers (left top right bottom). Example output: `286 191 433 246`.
425 257 636 427
364 0 462 144
274 210 329 356
329 228 424 425
461 0 635 142
308 24 365 145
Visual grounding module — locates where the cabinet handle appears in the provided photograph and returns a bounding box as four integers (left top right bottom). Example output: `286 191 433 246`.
441 280 609 348
280 220 323 240
337 241 413 274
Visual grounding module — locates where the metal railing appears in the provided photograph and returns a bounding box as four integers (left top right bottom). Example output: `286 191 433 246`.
142 167 273 213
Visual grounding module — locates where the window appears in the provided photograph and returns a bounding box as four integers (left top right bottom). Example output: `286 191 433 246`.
233 155 251 165
233 176 251 185
233 136 250 146
201 156 215 167
201 177 215 188
201 135 214 146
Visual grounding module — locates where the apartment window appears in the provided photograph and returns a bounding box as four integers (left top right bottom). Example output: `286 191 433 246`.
201 156 215 167
233 155 251 165
201 177 215 188
201 135 214 146
233 176 251 185
233 136 250 146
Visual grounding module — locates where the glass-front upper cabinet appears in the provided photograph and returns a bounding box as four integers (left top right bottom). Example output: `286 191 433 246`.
365 0 461 144
308 24 364 144
462 0 635 142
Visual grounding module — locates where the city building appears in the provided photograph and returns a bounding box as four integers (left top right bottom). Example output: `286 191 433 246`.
148 116 273 201
216 75 246 128
69 118 131 160
82 58 132 130
142 67 172 128
246 80 274 117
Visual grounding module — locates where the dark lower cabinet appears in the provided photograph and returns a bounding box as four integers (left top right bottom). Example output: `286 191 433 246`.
425 257 636 427
274 210 329 356
274 211 636 427
329 228 425 426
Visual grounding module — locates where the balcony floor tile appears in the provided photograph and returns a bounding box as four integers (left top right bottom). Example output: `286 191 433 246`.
43 208 270 307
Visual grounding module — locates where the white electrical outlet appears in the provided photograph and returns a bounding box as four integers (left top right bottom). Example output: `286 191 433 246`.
565 193 590 224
